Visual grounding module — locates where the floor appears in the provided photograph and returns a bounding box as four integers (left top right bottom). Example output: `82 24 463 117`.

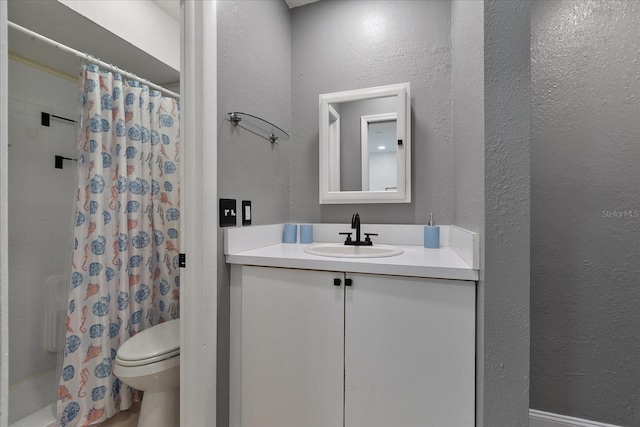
8 405 56 427
96 403 140 427
9 402 141 427
8 370 57 425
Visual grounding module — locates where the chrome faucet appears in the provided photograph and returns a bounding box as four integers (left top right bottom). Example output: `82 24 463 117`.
340 213 377 246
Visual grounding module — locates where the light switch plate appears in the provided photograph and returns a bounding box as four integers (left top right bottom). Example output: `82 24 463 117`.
219 198 237 227
242 201 251 226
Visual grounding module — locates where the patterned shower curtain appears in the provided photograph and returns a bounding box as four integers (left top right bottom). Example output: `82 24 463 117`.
57 64 180 427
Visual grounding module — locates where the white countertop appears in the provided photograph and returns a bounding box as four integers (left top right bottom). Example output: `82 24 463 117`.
226 241 478 281
225 223 479 281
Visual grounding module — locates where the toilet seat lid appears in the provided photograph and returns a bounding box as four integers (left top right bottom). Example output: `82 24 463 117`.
116 318 180 365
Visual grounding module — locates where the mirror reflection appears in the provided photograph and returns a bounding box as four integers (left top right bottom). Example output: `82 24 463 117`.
328 96 397 192
362 114 397 192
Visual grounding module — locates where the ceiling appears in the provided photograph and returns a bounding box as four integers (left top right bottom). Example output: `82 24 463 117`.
148 0 321 20
7 0 180 85
285 0 320 8
151 0 180 21
149 0 320 20
6 0 320 86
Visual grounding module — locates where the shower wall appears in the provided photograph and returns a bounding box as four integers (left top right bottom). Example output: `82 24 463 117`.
7 58 78 385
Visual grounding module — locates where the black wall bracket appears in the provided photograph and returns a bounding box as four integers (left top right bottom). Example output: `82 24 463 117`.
41 112 76 127
55 155 77 169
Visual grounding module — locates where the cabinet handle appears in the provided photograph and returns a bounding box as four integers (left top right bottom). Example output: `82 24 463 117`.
334 278 342 287
345 278 353 287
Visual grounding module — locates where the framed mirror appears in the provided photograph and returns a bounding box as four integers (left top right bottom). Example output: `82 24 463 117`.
319 82 411 204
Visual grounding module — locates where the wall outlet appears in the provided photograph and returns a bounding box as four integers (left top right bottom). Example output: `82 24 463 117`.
242 201 252 226
219 198 237 227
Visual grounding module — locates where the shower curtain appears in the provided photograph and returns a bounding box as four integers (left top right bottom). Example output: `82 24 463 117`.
57 64 180 427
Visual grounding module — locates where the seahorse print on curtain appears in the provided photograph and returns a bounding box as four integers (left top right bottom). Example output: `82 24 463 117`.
57 64 180 427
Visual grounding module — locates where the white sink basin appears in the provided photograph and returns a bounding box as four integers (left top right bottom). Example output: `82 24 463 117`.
304 243 404 258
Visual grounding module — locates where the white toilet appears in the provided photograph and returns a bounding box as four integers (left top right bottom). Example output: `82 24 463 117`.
114 318 180 427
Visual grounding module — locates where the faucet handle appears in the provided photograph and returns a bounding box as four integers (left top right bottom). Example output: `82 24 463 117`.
364 233 378 244
339 232 353 243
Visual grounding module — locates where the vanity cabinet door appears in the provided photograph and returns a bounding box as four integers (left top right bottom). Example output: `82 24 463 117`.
237 266 344 427
344 274 476 427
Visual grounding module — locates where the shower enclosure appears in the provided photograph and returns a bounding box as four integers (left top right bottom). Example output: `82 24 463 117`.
4 3 182 425
6 55 79 425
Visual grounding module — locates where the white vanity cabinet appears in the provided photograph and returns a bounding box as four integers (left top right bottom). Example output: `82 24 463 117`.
230 266 344 427
230 265 476 427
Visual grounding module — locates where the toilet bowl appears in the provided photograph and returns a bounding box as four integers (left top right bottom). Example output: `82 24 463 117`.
114 318 180 427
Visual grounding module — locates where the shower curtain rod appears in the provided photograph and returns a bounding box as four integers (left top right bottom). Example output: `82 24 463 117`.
7 21 180 99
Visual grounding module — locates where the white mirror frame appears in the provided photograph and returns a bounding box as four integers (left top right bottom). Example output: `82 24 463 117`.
319 82 411 204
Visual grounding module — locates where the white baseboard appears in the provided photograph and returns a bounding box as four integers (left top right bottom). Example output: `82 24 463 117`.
530 409 622 427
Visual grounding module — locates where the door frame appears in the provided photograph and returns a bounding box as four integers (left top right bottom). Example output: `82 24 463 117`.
0 0 9 423
360 112 397 192
180 0 218 425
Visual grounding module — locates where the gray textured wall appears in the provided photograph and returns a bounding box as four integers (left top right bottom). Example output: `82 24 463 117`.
531 1 640 425
482 1 531 425
291 0 452 225
216 1 292 425
452 1 531 425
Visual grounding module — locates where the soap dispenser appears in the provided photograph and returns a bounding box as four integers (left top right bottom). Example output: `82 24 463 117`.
424 213 440 248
